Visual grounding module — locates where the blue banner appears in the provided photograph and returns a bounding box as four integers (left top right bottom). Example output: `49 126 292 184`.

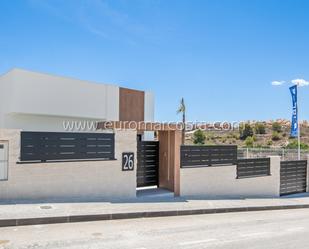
290 85 298 137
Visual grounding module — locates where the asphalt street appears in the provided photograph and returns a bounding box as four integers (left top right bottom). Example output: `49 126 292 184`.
1 209 309 249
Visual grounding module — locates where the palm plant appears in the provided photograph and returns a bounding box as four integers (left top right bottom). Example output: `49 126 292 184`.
177 97 186 144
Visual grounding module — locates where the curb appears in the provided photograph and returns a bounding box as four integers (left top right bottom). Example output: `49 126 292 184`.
1 204 309 227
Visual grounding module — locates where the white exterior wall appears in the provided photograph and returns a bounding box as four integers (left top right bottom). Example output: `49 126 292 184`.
180 156 281 198
144 91 155 122
143 91 155 141
0 129 137 200
1 114 102 132
0 69 120 131
0 72 13 128
0 141 8 180
0 69 155 132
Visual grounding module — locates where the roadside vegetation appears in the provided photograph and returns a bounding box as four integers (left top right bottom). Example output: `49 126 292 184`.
192 129 206 144
187 120 309 149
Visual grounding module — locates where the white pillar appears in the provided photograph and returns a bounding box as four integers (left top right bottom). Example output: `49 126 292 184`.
269 156 281 197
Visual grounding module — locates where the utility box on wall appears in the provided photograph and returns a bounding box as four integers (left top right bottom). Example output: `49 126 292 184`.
0 141 8 180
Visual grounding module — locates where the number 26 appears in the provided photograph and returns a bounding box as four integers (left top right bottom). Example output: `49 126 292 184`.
123 154 134 170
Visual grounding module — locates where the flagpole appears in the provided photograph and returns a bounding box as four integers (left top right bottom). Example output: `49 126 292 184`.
289 84 300 160
298 120 300 160
297 84 301 160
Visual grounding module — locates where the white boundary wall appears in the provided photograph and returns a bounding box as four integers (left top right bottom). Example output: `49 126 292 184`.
180 156 281 198
0 129 137 200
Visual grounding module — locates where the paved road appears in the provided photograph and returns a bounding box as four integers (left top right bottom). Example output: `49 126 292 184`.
1 209 309 249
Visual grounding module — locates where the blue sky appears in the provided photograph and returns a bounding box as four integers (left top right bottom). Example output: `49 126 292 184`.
1 0 309 122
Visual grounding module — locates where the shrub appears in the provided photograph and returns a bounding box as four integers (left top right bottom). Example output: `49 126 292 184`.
232 133 240 139
254 122 266 134
267 140 273 146
193 129 206 144
272 122 282 133
286 140 309 150
252 135 257 142
240 123 254 140
245 136 254 147
272 131 281 141
226 134 232 139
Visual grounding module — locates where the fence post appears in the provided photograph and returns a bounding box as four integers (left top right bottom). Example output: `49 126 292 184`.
307 155 309 192
282 148 285 161
246 147 249 158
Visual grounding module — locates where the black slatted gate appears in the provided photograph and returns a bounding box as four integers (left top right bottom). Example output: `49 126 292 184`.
137 141 159 187
237 158 271 179
181 145 237 167
280 160 307 196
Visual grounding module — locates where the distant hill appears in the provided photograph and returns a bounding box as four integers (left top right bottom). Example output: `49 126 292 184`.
185 119 309 148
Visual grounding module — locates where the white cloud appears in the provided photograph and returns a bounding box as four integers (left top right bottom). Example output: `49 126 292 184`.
291 79 309 87
271 80 285 86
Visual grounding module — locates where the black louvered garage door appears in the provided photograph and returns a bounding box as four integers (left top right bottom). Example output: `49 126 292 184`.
137 141 159 187
280 160 307 196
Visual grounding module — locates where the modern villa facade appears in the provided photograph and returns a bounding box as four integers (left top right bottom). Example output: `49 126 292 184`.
0 69 308 201
0 68 154 139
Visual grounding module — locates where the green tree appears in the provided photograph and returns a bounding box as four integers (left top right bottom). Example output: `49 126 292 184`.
254 122 266 134
272 122 282 133
245 136 254 147
271 131 281 141
239 123 254 140
193 129 206 144
177 97 186 144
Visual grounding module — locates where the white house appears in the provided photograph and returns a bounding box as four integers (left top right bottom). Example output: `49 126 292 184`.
0 68 154 139
0 68 156 199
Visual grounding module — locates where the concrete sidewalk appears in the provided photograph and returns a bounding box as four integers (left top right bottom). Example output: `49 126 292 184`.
1 192 309 227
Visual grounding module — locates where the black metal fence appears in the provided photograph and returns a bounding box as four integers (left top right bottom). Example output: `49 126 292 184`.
137 141 159 187
20 131 115 162
181 145 237 168
280 160 307 195
237 158 271 179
